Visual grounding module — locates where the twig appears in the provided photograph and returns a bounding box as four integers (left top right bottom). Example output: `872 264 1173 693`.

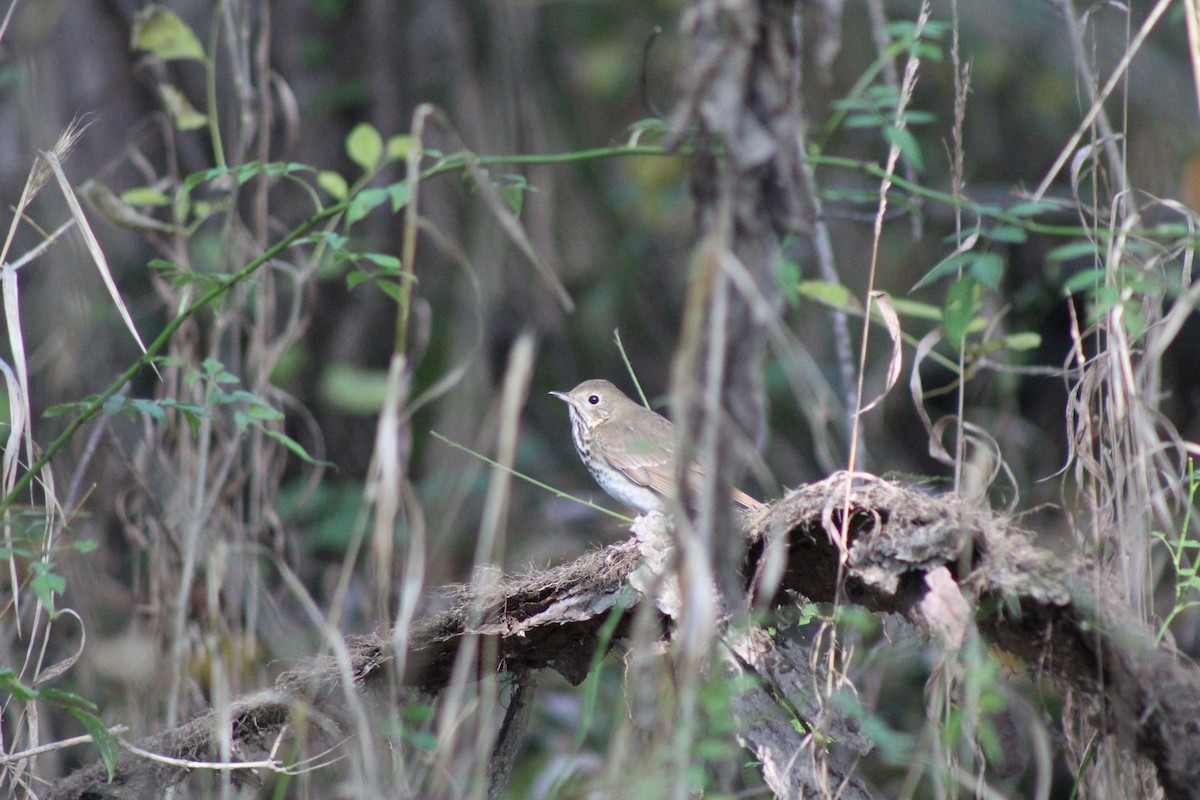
0 727 128 765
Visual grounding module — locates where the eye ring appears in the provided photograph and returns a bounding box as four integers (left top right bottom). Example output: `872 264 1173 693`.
588 394 600 405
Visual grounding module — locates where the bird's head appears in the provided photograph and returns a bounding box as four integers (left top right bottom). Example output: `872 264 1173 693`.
549 379 631 427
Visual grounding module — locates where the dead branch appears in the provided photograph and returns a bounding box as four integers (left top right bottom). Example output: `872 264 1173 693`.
49 473 1200 799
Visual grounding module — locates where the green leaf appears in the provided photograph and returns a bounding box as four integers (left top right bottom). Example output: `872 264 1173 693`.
1082 288 1120 322
131 6 205 61
224 389 261 404
44 401 87 418
120 187 170 206
913 250 976 290
182 165 228 191
30 563 65 612
1003 332 1042 351
229 161 270 185
100 394 126 417
987 225 1027 244
1006 200 1059 217
886 296 943 321
969 252 1004 291
625 117 669 146
129 398 166 422
797 280 856 311
72 539 99 554
168 399 208 417
201 358 237 383
67 708 119 782
157 85 207 131
942 275 980 347
796 602 822 626
317 170 348 201
1061 267 1106 295
830 97 870 112
405 730 438 752
302 230 348 252
824 186 883 204
346 123 384 173
39 687 99 711
777 259 802 305
1123 308 1147 341
361 252 402 271
170 188 192 230
903 110 936 126
0 668 38 701
865 85 899 103
264 429 333 467
1152 221 1191 239
79 181 177 234
845 114 886 129
883 125 923 172
388 181 410 212
374 280 403 302
261 162 312 178
190 200 217 225
502 186 523 216
386 135 413 161
346 187 390 225
245 404 284 423
319 363 392 415
1047 240 1100 263
913 41 944 62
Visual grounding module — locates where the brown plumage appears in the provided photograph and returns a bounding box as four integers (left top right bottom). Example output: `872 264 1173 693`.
551 379 763 514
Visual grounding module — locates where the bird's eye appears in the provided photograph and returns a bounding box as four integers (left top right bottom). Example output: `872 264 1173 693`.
588 394 600 405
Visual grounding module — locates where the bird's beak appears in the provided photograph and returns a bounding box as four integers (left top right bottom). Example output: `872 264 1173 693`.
549 390 576 408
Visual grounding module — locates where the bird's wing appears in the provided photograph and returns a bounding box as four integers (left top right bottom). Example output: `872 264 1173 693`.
595 417 676 495
598 413 764 510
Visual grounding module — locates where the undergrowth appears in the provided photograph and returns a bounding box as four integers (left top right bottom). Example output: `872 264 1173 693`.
1 1 1198 798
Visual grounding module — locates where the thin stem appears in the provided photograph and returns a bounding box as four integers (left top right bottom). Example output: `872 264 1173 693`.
613 329 651 409
204 11 226 170
430 432 632 523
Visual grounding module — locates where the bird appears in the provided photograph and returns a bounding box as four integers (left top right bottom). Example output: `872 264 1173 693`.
550 379 763 514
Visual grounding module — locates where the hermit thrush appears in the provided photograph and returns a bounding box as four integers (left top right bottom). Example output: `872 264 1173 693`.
550 379 762 514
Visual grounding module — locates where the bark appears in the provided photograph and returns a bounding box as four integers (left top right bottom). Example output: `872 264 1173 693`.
724 628 876 800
